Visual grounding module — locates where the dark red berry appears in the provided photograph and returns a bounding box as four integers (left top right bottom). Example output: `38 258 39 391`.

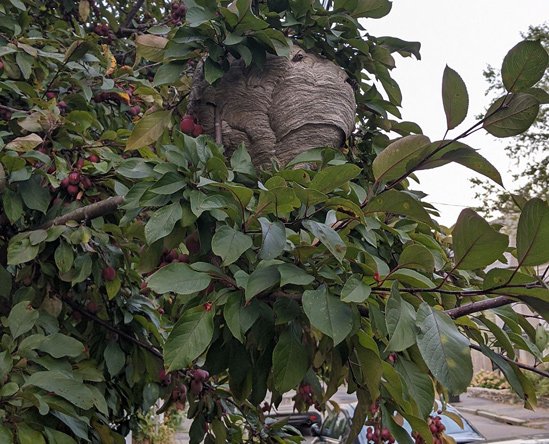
66 184 79 196
87 154 100 163
68 171 80 185
102 266 116 281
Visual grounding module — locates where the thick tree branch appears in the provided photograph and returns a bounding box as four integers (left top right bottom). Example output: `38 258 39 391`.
40 196 124 229
470 344 549 379
445 296 514 318
122 0 146 29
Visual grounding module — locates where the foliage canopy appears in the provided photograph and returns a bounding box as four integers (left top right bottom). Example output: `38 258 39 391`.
0 0 548 443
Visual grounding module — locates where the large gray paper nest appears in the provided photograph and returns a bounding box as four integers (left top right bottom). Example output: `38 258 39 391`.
188 47 357 167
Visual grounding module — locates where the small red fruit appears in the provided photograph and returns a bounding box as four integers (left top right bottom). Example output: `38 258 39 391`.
102 266 116 281
45 91 56 100
192 369 210 381
81 176 92 189
179 115 195 135
87 154 100 163
178 253 190 263
60 177 70 188
66 184 79 196
158 307 165 315
192 124 203 137
68 171 80 184
75 158 85 169
128 105 141 116
373 272 381 282
86 301 99 313
190 379 203 395
203 301 213 312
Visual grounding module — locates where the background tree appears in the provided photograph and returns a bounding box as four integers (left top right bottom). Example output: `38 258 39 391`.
473 22 548 217
0 1 548 443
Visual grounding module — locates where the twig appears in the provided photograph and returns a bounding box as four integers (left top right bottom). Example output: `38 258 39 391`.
122 0 146 29
469 344 549 379
39 196 124 229
0 104 29 114
445 296 514 318
63 296 163 359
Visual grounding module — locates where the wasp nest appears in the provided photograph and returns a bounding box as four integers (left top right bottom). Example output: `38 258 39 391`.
187 47 356 167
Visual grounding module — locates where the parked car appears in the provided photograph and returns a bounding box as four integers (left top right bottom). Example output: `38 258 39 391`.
311 402 485 444
266 410 323 435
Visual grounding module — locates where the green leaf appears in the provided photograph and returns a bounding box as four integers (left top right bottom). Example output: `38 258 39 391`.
259 218 286 260
385 283 417 352
144 201 182 244
204 57 225 84
303 220 347 262
302 286 354 345
224 294 260 342
0 266 12 298
164 305 215 371
212 225 253 266
452 209 508 269
54 241 74 274
149 172 186 195
38 333 85 358
153 62 185 86
135 34 168 62
24 371 96 410
16 424 45 444
398 244 434 272
126 110 172 150
395 357 435 418
8 300 39 339
363 190 435 227
278 263 315 287
502 40 549 92
19 176 50 213
416 303 472 394
257 187 300 214
340 277 371 303
104 342 125 377
272 328 309 392
516 198 549 266
7 237 39 265
245 265 280 301
442 66 469 130
0 425 13 443
230 143 255 175
483 93 540 138
147 263 211 294
309 164 361 193
43 429 77 444
372 135 431 183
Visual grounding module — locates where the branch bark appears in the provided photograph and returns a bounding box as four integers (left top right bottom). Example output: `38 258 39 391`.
122 0 146 29
39 196 124 229
445 296 514 318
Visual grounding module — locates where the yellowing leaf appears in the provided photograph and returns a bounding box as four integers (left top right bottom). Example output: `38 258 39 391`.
126 110 172 150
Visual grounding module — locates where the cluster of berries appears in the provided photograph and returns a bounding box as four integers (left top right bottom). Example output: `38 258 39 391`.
365 425 395 444
412 414 447 444
179 114 204 137
56 155 99 198
170 2 187 25
93 23 113 42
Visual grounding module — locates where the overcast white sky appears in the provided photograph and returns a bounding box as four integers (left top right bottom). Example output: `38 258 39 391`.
364 1 549 226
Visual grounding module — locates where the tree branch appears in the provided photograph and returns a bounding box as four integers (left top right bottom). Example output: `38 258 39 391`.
63 296 163 359
122 0 146 29
469 344 549 379
39 196 124 229
445 296 514 318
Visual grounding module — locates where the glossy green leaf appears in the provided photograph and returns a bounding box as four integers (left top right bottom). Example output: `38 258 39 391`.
364 190 435 227
304 219 347 262
164 305 215 371
212 225 253 266
395 357 435 418
302 286 354 345
8 300 39 339
416 303 472 394
278 263 315 287
272 328 308 392
147 263 211 294
144 201 182 245
341 277 371 303
245 265 280 301
24 371 96 410
258 218 286 260
516 198 549 266
223 294 260 342
385 283 417 352
126 110 172 150
38 333 85 358
483 93 539 138
442 66 469 130
16 424 45 444
43 429 77 444
372 135 431 183
502 40 548 92
452 209 508 269
309 164 361 193
19 176 50 213
104 342 125 377
398 243 435 272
